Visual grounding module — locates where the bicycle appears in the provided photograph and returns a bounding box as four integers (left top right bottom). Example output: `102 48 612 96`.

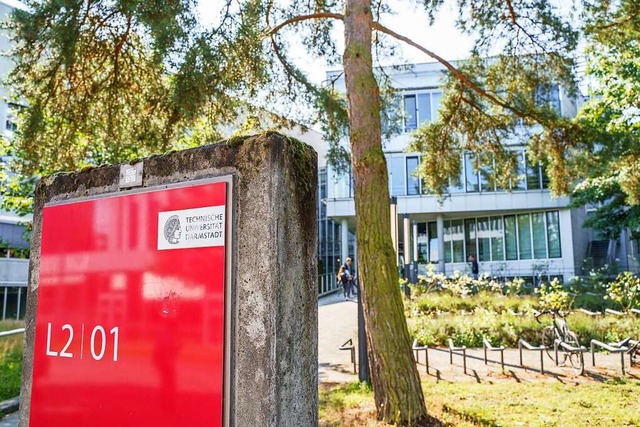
618 337 640 366
536 310 585 375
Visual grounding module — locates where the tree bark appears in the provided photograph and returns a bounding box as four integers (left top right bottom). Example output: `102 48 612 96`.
343 0 428 425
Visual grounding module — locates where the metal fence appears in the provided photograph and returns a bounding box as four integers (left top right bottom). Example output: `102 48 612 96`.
318 273 340 297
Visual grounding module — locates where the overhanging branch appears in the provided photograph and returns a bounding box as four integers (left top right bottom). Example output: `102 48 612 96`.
267 11 528 120
371 21 528 119
267 12 344 36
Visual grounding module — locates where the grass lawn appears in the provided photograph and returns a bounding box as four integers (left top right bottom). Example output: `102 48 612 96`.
320 379 640 426
0 321 24 403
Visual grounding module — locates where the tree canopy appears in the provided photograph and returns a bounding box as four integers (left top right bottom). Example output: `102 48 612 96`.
3 0 640 424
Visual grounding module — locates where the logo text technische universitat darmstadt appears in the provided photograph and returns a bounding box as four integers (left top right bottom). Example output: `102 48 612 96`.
158 206 225 250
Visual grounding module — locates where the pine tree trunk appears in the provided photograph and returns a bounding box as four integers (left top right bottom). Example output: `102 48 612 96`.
343 1 428 425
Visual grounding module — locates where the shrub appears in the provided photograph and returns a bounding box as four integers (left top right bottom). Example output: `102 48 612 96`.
409 311 640 348
0 322 24 401
605 271 640 311
537 278 573 311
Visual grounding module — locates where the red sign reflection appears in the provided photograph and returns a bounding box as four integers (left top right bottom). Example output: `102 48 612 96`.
30 181 227 426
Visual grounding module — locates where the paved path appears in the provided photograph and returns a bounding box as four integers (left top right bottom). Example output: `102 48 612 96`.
318 291 360 383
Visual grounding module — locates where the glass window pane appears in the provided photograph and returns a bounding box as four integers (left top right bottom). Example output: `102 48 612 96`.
389 156 406 196
417 222 428 263
512 151 526 191
404 95 417 131
477 217 491 261
526 153 541 190
517 214 532 260
444 220 453 263
449 163 465 193
504 215 518 260
465 219 477 261
549 85 561 112
418 93 431 124
480 162 492 192
465 153 479 193
432 92 443 120
4 287 19 320
19 287 27 320
541 163 550 189
451 219 465 262
532 213 547 258
406 156 420 195
428 222 438 263
546 211 562 258
490 216 504 261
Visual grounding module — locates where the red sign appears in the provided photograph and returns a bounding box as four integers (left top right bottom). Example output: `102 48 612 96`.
30 180 229 426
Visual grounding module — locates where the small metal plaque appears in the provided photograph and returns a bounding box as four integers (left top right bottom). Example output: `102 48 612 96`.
119 162 143 188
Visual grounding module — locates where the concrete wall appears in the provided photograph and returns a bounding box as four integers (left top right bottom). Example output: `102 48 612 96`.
20 132 318 427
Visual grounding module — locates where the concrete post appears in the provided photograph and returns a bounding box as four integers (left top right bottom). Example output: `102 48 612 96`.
437 215 445 274
20 133 318 427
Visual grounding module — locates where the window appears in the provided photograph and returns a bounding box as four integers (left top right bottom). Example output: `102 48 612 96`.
512 151 526 191
532 213 547 259
417 223 428 263
465 219 477 260
465 153 479 193
444 220 465 263
428 222 438 263
490 216 504 261
403 92 443 132
517 214 533 260
535 84 561 113
546 211 561 258
504 215 518 260
541 163 550 189
525 154 542 190
403 96 417 131
477 217 491 261
449 166 465 193
5 102 25 132
388 156 406 196
406 156 420 195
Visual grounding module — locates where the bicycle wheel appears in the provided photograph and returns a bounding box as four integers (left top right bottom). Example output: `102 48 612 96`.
565 331 584 375
541 326 556 361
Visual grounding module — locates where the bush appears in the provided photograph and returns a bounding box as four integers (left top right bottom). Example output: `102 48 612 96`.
409 311 640 348
409 292 536 317
605 271 640 311
0 322 24 401
537 278 573 311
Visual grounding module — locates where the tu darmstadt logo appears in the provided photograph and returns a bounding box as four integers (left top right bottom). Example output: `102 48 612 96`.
163 215 182 245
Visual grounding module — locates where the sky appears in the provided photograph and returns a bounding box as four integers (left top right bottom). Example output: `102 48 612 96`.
197 1 475 84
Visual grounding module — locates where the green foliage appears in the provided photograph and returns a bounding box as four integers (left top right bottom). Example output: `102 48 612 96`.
0 322 24 402
409 0 581 197
410 292 536 317
537 277 573 312
409 309 640 349
567 3 640 237
605 271 640 311
409 266 524 299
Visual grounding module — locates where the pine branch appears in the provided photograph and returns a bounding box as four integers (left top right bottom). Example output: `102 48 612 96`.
267 12 344 36
371 21 528 119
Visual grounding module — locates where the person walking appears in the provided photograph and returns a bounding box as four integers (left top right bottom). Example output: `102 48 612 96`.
338 257 354 300
468 254 479 279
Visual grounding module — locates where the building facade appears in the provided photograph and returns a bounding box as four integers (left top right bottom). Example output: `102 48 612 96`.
323 61 604 284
